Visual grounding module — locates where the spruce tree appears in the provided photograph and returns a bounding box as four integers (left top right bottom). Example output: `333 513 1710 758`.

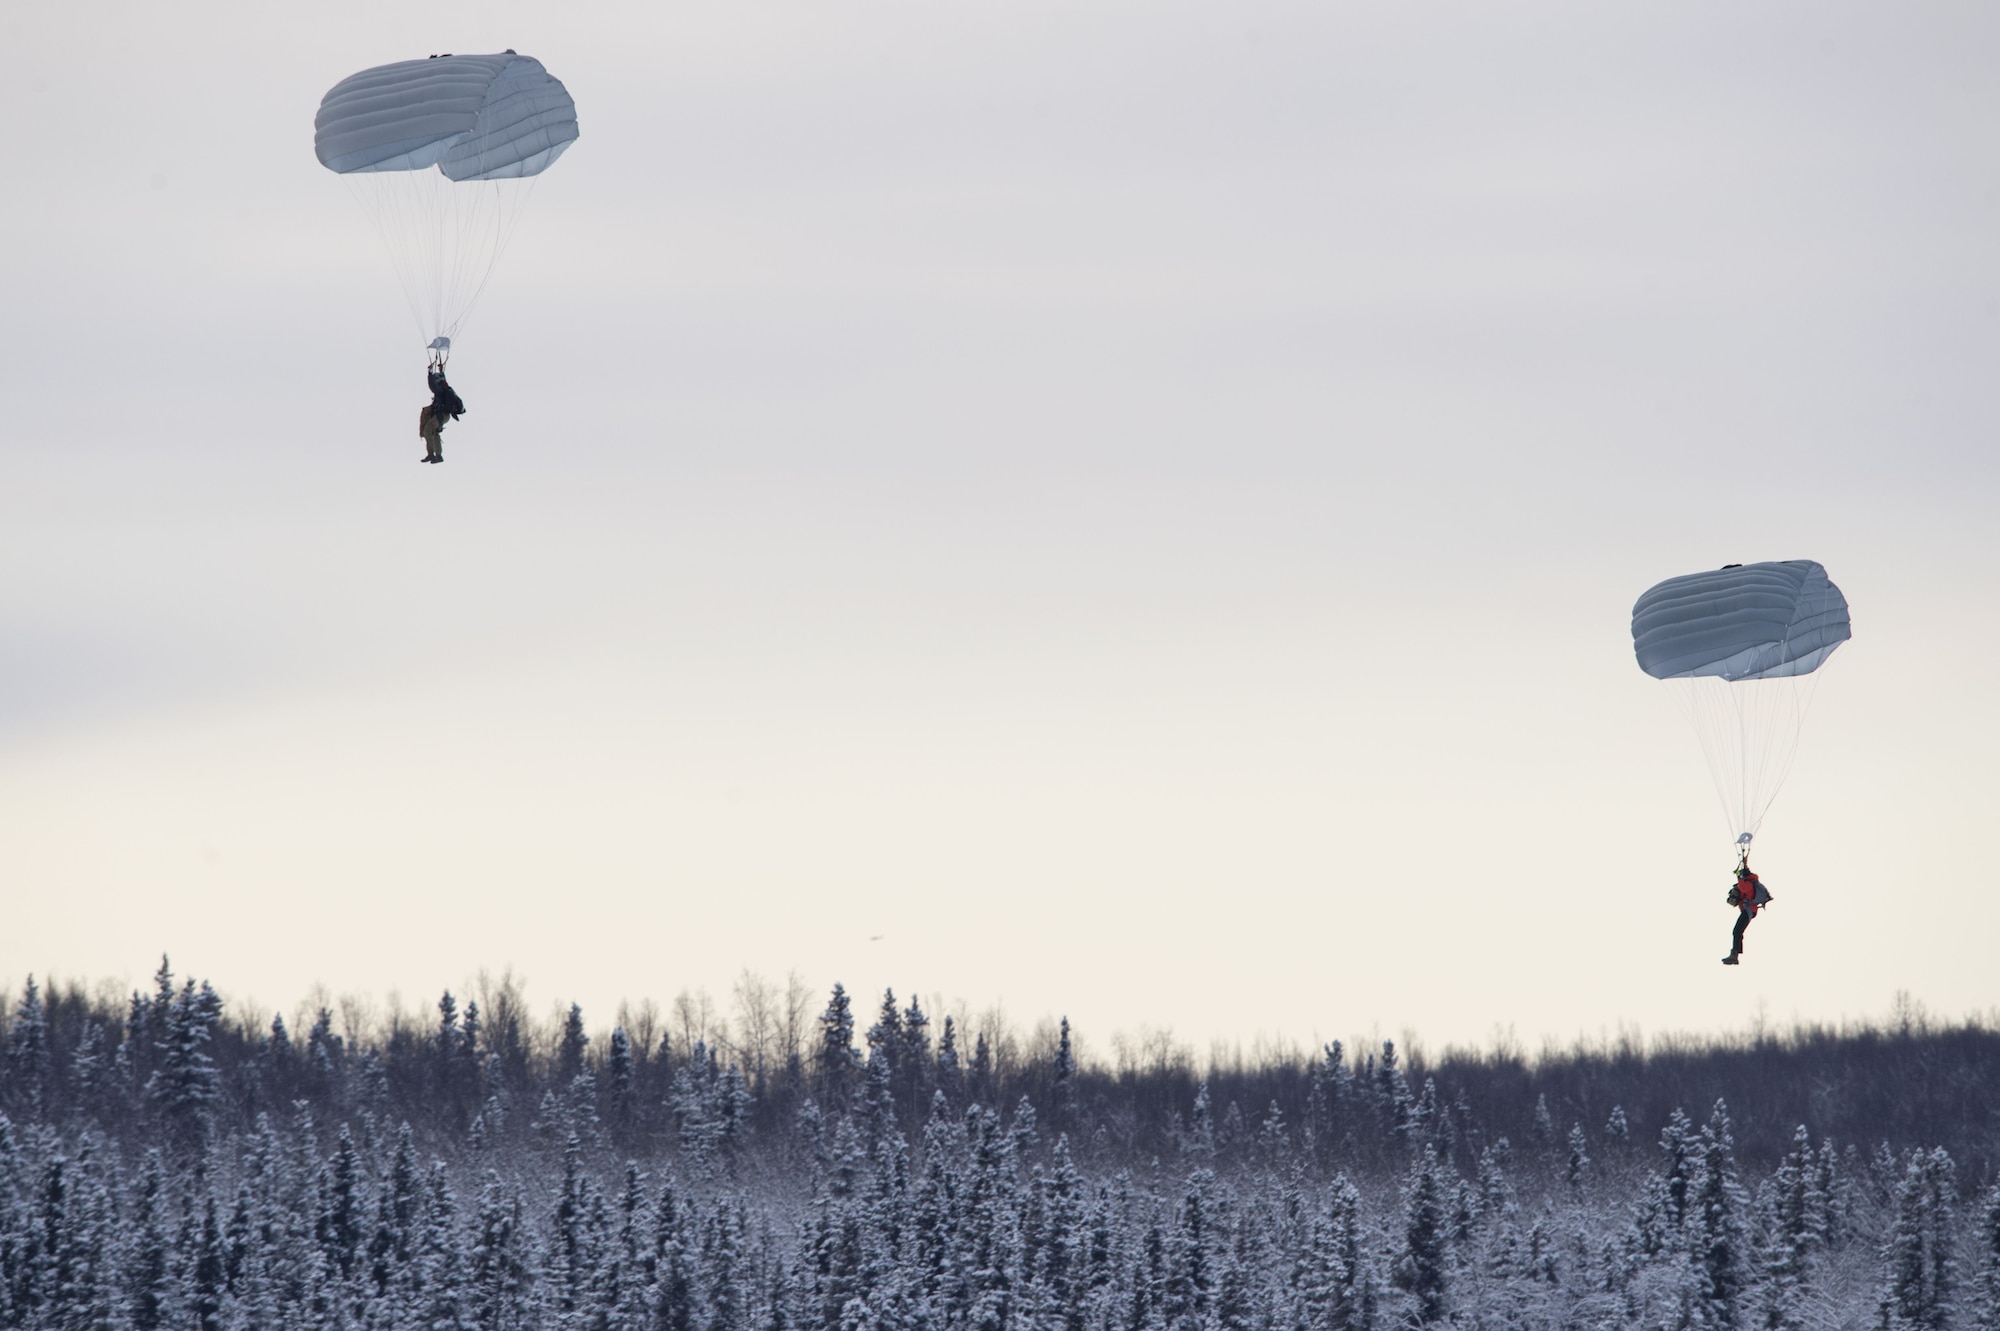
653 1175 697 1331
1051 1018 1077 1136
1531 1094 1556 1160
1042 1136 1087 1331
411 1162 468 1331
545 1132 592 1319
1187 1084 1216 1161
1879 1148 1957 1331
128 1149 176 1331
1686 1100 1747 1331
1129 1220 1165 1331
1405 1078 1439 1155
434 990 467 1125
899 995 934 1117
66 1140 121 1331
147 980 222 1158
191 1189 225 1331
1255 1101 1289 1168
1759 1124 1821 1331
1971 1182 2000 1331
367 1123 421 1298
1214 1213 1256 1331
609 1027 637 1135
558 1004 590 1085
1635 1108 1697 1256
467 1172 530 1331
817 986 859 1115
606 1162 651 1328
319 1127 366 1282
867 989 904 1093
704 1201 747 1331
305 1006 345 1105
970 1033 994 1107
0 1119 29 1313
6 979 51 1118
1376 1043 1412 1146
1298 1174 1370 1331
1306 1041 1348 1170
26 1150 73 1329
1165 1170 1214 1329
461 1000 487 1113
1565 1124 1591 1194
912 1093 965 1315
1392 1145 1450 1325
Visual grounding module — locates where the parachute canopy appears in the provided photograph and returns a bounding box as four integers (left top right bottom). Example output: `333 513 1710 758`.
1630 560 1852 847
314 53 578 181
1632 560 1851 682
314 53 578 352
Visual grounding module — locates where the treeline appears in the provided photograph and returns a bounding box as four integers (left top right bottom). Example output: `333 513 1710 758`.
6 962 1998 1186
2 960 2000 1329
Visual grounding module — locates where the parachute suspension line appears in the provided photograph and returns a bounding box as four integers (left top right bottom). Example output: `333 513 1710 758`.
1665 645 1832 847
343 167 541 353
434 108 544 348
346 173 431 347
442 175 540 344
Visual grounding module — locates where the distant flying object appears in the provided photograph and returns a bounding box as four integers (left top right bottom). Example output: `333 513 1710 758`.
313 51 579 365
1630 559 1852 854
869 935 886 943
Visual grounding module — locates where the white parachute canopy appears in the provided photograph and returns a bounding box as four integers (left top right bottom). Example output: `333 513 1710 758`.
1630 560 1852 846
314 52 579 353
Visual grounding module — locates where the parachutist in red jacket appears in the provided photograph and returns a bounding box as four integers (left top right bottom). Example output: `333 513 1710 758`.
1722 862 1772 965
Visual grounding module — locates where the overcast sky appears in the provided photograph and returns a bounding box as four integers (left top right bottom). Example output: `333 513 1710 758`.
3 0 1997 1058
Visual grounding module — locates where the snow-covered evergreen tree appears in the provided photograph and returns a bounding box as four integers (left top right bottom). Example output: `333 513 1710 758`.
1970 1182 2000 1331
1299 1174 1373 1331
1565 1123 1591 1194
148 979 222 1157
1393 1145 1450 1325
817 986 859 1115
5 980 51 1118
1686 1099 1748 1331
558 1003 590 1086
1879 1147 1956 1331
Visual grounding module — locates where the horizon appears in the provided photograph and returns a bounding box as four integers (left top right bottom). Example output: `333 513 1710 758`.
8 960 1989 1081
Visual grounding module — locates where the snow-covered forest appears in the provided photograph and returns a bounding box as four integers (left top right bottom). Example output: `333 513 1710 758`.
2 961 1998 1330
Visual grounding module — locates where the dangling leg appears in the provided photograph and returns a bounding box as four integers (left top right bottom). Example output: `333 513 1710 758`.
1723 909 1751 964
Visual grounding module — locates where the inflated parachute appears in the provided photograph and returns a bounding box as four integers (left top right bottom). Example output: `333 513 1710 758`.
315 52 578 358
1631 560 1851 848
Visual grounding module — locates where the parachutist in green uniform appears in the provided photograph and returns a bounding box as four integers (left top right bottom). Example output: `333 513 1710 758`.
418 365 463 464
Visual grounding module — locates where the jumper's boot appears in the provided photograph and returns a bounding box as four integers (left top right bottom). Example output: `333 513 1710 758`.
1721 952 1740 965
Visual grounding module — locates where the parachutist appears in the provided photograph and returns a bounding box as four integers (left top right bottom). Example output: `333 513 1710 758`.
418 364 463 465
1721 860 1771 965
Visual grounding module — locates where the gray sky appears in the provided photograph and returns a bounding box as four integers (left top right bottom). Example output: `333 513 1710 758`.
4 0 1997 1055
